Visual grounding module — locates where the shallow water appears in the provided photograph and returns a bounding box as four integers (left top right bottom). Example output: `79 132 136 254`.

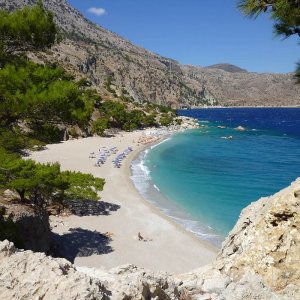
131 108 300 246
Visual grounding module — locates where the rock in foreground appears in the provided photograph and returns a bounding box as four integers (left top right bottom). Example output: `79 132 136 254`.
0 179 300 299
0 240 108 299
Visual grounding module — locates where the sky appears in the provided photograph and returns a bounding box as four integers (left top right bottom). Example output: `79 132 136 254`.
68 0 299 74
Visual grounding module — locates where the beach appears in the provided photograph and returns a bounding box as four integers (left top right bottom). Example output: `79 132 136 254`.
30 129 218 274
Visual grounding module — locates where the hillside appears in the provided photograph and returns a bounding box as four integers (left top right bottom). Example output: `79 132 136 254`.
1 0 300 108
205 63 248 73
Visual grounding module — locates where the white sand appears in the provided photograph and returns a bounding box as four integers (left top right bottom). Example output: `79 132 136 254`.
30 131 218 274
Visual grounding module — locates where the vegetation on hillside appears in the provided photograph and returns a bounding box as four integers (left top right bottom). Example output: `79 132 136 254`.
0 0 60 63
0 2 105 213
0 2 179 246
0 3 178 151
0 2 179 213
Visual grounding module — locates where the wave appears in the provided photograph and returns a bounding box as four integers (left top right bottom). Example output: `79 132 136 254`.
150 137 171 150
153 184 160 192
130 151 151 195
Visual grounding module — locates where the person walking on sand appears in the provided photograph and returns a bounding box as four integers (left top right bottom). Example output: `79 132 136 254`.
138 232 144 241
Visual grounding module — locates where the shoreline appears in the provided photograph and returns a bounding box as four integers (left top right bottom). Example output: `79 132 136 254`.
30 128 218 274
129 135 223 247
179 106 300 109
126 131 220 250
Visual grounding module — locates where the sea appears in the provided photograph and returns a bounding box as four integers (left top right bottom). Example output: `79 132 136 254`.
130 108 300 247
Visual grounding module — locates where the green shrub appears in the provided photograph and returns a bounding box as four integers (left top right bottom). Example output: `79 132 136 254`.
92 118 109 136
29 124 64 143
143 114 158 127
175 118 183 125
159 115 173 127
0 149 106 206
123 122 138 131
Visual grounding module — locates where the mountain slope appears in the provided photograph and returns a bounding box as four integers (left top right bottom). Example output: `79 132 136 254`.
1 0 300 108
205 63 248 73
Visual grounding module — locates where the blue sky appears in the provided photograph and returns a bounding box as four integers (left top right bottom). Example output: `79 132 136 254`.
68 0 299 73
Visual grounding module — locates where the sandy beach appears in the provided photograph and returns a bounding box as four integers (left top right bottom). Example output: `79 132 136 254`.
30 130 218 274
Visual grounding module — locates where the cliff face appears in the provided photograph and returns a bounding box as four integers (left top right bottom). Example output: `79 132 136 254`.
175 178 300 299
1 0 300 108
217 178 300 292
0 201 51 253
0 179 299 299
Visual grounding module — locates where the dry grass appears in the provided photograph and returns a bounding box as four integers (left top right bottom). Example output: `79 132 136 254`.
179 289 193 300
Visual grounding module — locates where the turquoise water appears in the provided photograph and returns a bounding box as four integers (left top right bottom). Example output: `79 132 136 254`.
131 108 300 246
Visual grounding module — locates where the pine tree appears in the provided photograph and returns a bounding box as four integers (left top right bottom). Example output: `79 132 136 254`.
0 0 60 63
238 0 300 80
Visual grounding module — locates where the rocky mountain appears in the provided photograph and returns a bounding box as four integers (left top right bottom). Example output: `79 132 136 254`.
1 0 300 108
1 178 299 299
205 63 248 73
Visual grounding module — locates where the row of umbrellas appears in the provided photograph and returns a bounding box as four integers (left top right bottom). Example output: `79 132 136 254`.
92 147 118 166
112 147 133 168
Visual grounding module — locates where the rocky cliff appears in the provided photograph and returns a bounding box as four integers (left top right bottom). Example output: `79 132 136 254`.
0 200 51 253
1 0 300 108
217 178 300 292
0 179 299 299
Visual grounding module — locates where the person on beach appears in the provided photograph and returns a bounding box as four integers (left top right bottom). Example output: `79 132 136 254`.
138 232 144 241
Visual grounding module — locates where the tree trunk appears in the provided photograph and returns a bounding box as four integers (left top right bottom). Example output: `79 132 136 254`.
16 189 26 203
63 127 69 141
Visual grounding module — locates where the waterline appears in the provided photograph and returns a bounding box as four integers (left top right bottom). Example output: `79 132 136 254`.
130 144 224 247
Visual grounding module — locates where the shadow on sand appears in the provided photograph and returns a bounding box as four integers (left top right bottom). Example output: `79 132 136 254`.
64 200 121 216
53 228 113 263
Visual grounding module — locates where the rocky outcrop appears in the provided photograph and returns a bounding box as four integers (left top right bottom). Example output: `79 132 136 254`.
174 178 300 299
0 179 299 299
216 178 300 293
0 240 109 300
79 265 179 299
178 116 200 129
0 202 51 253
1 0 300 108
0 240 178 299
172 178 300 299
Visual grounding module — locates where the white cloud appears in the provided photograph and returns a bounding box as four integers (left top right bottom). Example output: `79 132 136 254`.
87 7 106 16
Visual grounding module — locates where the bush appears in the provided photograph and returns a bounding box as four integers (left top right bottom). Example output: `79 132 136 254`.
143 114 158 127
92 118 109 136
159 114 173 127
0 1 60 61
123 122 138 131
29 124 64 143
0 149 106 206
59 171 105 201
175 118 183 125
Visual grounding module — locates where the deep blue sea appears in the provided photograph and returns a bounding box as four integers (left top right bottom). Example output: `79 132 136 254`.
131 108 300 246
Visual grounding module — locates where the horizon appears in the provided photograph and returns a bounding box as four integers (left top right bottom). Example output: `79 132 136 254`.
68 0 299 74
